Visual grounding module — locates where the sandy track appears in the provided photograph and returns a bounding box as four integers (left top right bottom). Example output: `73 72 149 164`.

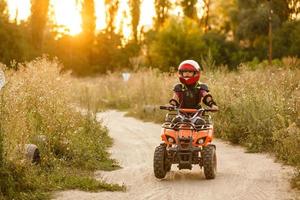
55 110 299 200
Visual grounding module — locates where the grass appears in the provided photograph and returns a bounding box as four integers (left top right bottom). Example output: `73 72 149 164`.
0 56 298 198
74 57 300 189
0 162 124 200
0 58 124 200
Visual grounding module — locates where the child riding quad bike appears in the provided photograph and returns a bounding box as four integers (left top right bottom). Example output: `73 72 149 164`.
153 60 219 179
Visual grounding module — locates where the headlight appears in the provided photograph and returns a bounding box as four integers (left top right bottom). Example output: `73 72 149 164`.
168 137 174 143
166 136 175 143
197 137 206 144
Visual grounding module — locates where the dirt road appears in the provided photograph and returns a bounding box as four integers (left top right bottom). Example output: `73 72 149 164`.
55 110 299 200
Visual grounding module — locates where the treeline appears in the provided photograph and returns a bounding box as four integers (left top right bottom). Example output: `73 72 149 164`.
0 0 300 75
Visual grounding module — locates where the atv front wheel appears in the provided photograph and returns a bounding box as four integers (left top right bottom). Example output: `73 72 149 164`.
165 162 171 172
202 144 217 179
153 144 168 179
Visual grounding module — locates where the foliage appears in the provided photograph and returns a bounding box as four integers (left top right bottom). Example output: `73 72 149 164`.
147 18 241 70
0 20 35 65
129 0 141 42
233 0 292 46
273 20 300 58
105 0 119 33
201 31 240 68
29 0 50 50
81 0 96 70
0 58 123 199
179 0 198 20
154 0 171 30
206 0 236 33
81 0 96 44
147 17 205 71
91 31 123 73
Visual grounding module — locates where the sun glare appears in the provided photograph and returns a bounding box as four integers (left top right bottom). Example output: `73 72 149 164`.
7 0 31 22
50 0 82 35
6 0 160 37
95 0 106 30
140 0 155 29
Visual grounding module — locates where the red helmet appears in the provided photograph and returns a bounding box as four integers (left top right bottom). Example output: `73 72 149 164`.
178 60 201 85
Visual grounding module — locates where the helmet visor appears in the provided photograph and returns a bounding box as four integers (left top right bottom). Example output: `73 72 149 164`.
179 70 197 77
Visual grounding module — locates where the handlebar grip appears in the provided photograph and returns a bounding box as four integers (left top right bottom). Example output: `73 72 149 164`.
159 106 168 110
159 105 175 110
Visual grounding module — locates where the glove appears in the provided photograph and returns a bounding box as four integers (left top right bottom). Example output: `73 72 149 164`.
169 99 179 107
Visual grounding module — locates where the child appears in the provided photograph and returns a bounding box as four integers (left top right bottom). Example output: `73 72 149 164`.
169 60 218 111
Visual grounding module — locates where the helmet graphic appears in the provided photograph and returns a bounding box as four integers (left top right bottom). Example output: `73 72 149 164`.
178 60 201 85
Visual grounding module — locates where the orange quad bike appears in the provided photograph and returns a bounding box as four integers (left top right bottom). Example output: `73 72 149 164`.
153 105 217 179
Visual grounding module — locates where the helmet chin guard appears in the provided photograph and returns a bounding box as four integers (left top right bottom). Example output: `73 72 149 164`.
178 60 201 85
179 75 200 85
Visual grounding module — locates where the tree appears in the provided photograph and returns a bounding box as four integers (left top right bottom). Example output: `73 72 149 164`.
202 0 211 32
288 0 300 19
201 31 240 68
81 0 96 45
92 31 123 73
233 0 292 44
105 0 119 34
30 0 50 50
154 0 171 30
273 20 300 58
146 15 243 70
81 0 96 69
0 1 34 65
179 0 198 20
148 17 205 71
129 0 141 42
0 0 8 20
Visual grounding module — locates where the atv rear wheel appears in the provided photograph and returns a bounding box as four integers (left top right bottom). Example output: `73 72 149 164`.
153 144 168 179
202 145 217 179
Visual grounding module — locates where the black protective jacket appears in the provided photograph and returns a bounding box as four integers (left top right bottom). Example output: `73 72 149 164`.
173 82 210 109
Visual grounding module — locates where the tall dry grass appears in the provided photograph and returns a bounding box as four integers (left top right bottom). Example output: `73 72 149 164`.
0 58 123 200
73 69 177 121
76 57 300 189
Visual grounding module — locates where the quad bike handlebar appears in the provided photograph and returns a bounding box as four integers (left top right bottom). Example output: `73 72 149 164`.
159 105 217 113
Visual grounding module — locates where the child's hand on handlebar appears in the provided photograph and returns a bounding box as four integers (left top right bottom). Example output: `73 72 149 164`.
160 105 176 111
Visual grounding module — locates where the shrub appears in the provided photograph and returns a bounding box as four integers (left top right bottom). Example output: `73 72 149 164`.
0 58 123 199
146 17 241 71
147 17 205 71
273 21 300 58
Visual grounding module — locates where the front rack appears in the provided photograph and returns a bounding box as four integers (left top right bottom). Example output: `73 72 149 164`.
162 122 211 131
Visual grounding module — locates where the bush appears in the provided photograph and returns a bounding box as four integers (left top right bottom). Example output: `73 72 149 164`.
146 17 242 71
273 21 300 58
147 17 206 71
0 58 123 199
201 31 240 69
212 65 299 152
0 21 36 66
